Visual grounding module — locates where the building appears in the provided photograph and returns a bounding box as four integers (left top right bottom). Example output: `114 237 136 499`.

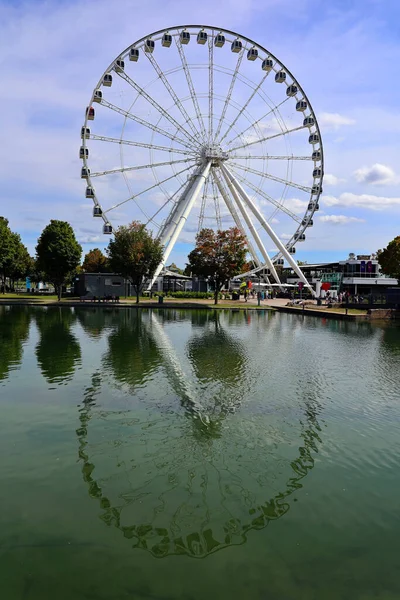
74 270 192 298
74 273 127 298
285 254 398 296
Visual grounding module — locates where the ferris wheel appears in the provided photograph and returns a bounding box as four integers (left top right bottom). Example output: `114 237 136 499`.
80 25 323 290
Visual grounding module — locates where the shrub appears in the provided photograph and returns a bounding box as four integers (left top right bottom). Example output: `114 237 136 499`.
154 290 222 299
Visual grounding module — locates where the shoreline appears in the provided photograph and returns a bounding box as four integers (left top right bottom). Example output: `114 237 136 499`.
0 297 376 320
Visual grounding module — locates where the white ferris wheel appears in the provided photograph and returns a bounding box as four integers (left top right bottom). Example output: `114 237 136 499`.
80 25 324 290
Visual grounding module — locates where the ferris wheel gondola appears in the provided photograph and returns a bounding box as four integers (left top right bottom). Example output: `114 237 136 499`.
80 25 324 292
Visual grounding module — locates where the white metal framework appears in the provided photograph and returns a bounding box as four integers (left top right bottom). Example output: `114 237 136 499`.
81 25 324 292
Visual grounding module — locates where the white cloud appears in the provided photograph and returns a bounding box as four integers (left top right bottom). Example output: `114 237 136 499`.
319 215 365 225
283 198 309 214
319 113 355 130
322 193 400 211
324 173 345 186
353 163 398 185
280 233 292 240
270 217 279 224
78 235 102 244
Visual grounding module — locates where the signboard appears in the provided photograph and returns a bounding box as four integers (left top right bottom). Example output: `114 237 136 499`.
367 261 373 273
321 282 331 291
360 261 366 273
298 281 304 290
26 277 31 290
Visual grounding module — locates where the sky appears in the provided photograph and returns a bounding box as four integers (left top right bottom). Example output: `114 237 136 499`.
1 0 400 267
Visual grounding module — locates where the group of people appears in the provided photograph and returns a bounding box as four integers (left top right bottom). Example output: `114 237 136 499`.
337 291 364 304
243 288 272 302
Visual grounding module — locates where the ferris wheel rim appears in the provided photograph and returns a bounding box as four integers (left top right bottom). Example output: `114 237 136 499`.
81 24 324 276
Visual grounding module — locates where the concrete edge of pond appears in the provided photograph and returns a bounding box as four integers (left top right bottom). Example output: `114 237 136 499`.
0 299 276 311
276 306 400 320
1 299 398 320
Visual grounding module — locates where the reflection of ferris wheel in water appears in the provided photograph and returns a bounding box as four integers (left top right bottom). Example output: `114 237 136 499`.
80 25 323 290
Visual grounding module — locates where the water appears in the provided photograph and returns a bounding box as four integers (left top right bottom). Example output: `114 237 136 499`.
1 305 400 600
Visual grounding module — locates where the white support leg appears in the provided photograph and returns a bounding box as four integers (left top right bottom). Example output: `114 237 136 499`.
157 176 195 248
149 161 212 288
220 166 281 284
213 170 262 270
222 164 314 294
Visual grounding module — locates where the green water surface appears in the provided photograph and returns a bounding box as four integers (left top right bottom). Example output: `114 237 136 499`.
0 306 399 600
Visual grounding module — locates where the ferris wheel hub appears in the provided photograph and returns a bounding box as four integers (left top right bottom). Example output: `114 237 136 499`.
201 144 229 166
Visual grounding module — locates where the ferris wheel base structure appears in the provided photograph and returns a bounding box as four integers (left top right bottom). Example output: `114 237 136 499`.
147 159 314 295
80 25 323 298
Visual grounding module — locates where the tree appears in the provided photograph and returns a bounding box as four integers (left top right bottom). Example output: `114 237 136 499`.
8 237 32 288
36 220 82 300
107 221 164 304
82 248 109 273
377 236 400 283
0 217 15 292
187 227 248 304
0 218 32 292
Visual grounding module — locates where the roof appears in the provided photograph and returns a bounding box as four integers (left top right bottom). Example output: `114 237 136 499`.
160 269 191 279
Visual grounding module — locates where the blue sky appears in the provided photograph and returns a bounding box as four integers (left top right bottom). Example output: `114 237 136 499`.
1 0 400 267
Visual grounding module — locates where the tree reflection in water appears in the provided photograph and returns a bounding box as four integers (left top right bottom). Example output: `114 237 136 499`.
76 307 121 340
35 308 81 384
0 306 31 381
77 311 323 559
102 310 163 390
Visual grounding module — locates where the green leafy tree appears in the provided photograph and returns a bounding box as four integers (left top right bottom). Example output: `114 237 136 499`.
29 258 46 291
0 218 15 292
36 220 82 300
187 227 248 304
107 221 164 304
377 236 400 283
8 237 32 288
82 248 109 273
0 218 32 292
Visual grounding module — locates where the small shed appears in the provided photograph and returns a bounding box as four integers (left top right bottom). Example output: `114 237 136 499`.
74 273 127 298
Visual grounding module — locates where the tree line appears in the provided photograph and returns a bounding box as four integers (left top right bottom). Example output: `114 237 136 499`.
0 218 249 304
1 215 399 303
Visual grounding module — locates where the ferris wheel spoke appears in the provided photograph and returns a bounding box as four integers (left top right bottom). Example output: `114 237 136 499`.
198 176 210 232
144 53 200 139
209 35 214 143
229 124 307 152
115 70 201 148
224 96 291 147
219 165 281 282
175 37 208 141
227 164 302 223
229 161 311 194
222 163 312 290
103 164 195 214
230 154 312 161
100 98 195 150
89 134 196 156
219 72 270 144
214 50 245 142
213 169 262 268
210 170 222 228
90 158 194 178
